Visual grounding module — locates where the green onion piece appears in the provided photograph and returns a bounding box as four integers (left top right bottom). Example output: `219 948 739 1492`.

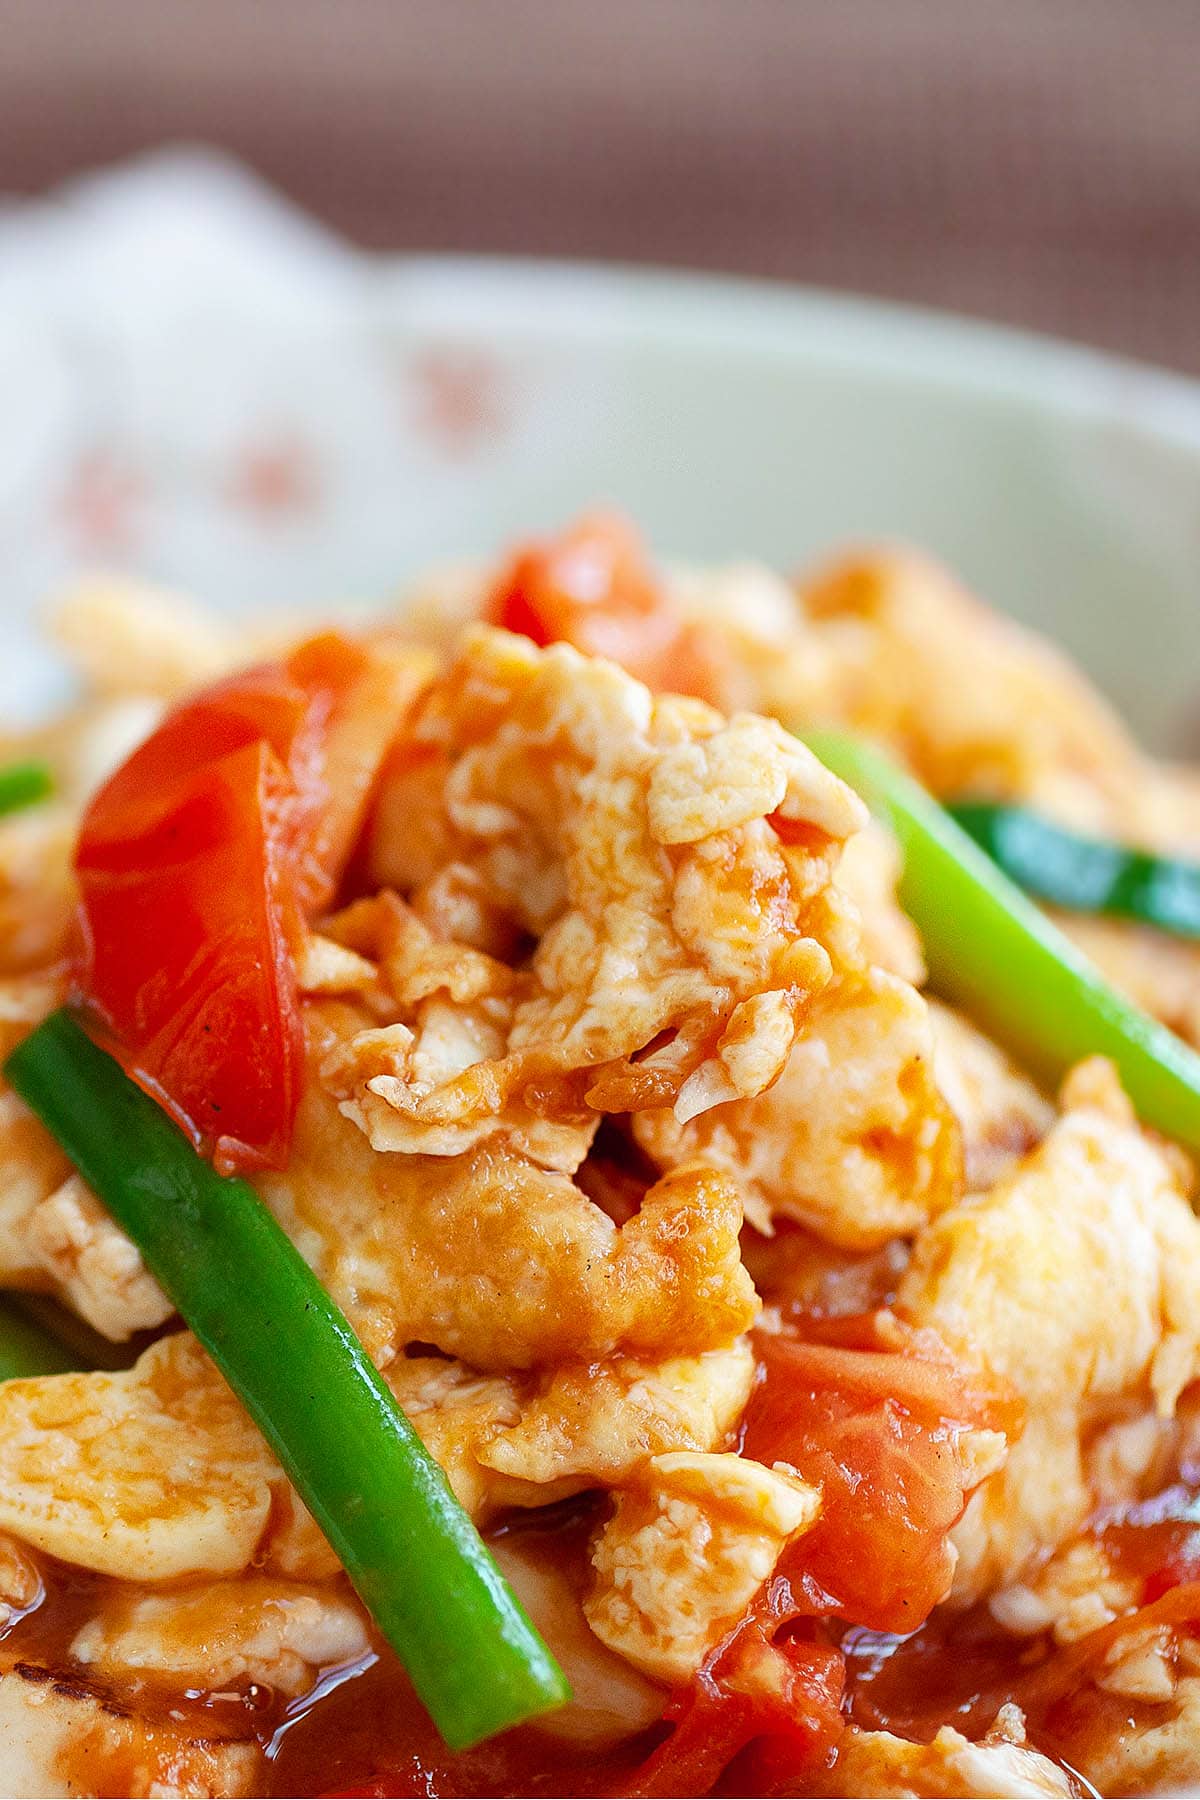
0 1294 78 1381
950 801 1200 939
0 761 52 816
804 732 1200 1154
4 1010 569 1750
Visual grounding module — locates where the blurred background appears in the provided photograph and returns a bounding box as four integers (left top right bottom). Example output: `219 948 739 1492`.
0 0 1198 374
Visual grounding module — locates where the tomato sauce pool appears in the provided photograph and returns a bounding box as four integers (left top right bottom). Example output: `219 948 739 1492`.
266 1501 650 1799
5 1487 1200 1795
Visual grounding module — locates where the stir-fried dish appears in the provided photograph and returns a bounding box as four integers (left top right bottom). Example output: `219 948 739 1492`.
1 516 1200 1798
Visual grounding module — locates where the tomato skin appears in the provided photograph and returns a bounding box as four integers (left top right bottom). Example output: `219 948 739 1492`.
487 513 720 700
74 635 381 1175
743 1315 1019 1634
622 1616 844 1799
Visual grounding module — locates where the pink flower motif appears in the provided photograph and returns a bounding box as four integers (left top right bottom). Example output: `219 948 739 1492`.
58 448 145 556
408 344 511 458
226 436 320 520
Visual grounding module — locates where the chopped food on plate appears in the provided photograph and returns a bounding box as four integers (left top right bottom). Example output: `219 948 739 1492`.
1 514 1199 1797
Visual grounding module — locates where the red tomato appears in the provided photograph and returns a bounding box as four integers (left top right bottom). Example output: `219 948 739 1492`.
1093 1483 1200 1605
622 1614 845 1799
487 513 720 699
75 634 385 1175
742 1315 1020 1634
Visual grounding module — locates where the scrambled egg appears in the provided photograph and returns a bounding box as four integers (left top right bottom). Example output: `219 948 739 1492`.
899 1059 1200 1602
260 1052 757 1372
670 544 1200 1056
927 1000 1055 1192
826 1710 1074 1798
585 1450 821 1681
0 544 1197 1798
0 1335 281 1580
19 1174 170 1341
0 1327 759 1583
330 628 865 1154
0 1670 262 1800
1056 912 1200 1052
632 966 961 1246
1082 1667 1200 1795
790 549 1143 812
70 1578 370 1698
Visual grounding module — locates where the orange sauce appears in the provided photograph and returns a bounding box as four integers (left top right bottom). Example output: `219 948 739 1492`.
838 1495 1200 1798
0 1555 265 1741
4 1489 1200 1795
267 1501 641 1798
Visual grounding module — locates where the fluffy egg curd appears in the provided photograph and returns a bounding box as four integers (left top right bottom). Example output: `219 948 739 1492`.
0 515 1198 1799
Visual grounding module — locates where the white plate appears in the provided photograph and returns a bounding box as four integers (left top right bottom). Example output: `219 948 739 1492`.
1 150 1198 747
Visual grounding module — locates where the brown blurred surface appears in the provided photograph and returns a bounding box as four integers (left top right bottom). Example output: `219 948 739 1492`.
0 0 1198 373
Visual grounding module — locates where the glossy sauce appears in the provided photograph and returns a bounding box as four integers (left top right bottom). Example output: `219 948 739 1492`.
839 1508 1200 1798
0 1557 265 1743
5 1486 1200 1796
267 1501 654 1799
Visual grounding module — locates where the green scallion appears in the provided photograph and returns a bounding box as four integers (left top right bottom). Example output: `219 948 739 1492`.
950 801 1200 939
5 1009 569 1750
804 732 1200 1155
0 761 52 817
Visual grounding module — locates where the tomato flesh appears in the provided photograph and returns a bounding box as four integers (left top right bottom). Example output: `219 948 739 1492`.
487 513 718 698
743 1315 1019 1634
310 1315 1014 1797
623 1612 844 1799
75 635 380 1174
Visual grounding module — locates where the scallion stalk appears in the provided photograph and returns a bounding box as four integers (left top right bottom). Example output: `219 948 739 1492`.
0 761 52 817
950 800 1200 939
804 732 1200 1154
5 1009 569 1750
0 1295 77 1381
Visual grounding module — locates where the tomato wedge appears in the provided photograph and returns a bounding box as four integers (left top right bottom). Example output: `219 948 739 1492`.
621 1613 845 1799
743 1314 1020 1634
74 633 398 1175
487 513 719 699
